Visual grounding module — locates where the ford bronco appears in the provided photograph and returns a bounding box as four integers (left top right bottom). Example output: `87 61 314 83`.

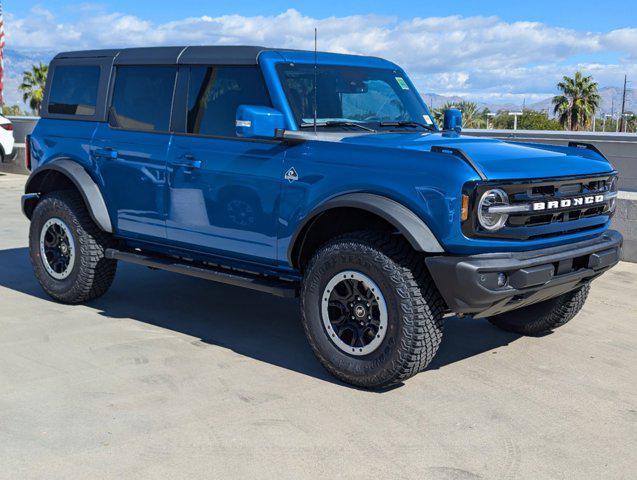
22 46 622 388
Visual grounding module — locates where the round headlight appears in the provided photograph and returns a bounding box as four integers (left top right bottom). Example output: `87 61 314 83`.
478 189 509 231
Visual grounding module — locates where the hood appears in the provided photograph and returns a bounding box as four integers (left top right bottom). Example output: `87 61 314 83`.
339 132 613 181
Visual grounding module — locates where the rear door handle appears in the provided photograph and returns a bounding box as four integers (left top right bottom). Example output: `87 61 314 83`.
93 148 118 160
171 154 201 169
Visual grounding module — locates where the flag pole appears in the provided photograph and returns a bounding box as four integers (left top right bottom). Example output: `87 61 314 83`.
0 0 5 107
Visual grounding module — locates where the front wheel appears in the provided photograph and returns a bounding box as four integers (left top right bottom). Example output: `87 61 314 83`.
300 232 445 389
487 284 590 336
29 190 117 304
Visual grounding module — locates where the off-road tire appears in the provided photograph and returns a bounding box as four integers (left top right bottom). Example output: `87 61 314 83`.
29 190 117 303
487 284 590 336
300 231 445 389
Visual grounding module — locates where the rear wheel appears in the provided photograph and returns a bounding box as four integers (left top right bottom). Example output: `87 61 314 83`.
300 231 445 389
487 284 590 336
29 190 117 303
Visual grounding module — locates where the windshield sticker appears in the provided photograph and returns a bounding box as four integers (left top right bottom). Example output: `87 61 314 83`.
423 115 433 125
395 77 410 90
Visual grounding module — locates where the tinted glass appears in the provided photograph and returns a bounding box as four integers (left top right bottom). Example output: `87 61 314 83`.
48 65 100 116
187 66 271 137
277 64 435 131
110 66 176 132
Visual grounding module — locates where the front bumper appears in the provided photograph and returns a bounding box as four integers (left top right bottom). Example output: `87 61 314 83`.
426 230 623 318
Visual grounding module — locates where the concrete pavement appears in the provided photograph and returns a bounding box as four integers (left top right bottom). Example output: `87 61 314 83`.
0 173 635 479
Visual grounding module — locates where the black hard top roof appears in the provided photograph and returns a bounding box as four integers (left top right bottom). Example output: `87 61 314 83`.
54 46 288 65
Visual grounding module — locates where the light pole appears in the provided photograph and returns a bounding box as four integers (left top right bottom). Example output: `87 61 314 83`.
603 114 612 132
508 112 523 131
487 113 496 129
622 114 631 133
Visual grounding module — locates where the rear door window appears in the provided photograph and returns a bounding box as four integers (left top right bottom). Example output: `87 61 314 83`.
48 65 100 116
187 66 271 137
109 66 177 132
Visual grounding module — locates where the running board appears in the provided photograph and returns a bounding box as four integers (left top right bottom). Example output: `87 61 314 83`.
105 249 298 298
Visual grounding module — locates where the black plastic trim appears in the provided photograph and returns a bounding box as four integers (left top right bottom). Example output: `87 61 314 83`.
461 173 616 240
430 145 487 180
425 230 622 318
23 160 113 232
288 193 444 267
106 248 298 298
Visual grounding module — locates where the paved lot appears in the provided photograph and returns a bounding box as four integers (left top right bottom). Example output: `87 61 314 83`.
1 172 636 479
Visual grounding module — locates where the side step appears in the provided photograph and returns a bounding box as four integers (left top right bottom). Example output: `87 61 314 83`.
105 249 298 298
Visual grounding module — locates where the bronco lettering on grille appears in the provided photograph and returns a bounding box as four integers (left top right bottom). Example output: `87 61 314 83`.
532 195 605 211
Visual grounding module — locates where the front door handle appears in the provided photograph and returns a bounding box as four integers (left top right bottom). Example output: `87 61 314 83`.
171 154 201 169
93 148 118 160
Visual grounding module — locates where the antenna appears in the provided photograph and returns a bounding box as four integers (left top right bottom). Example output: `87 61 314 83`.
313 27 318 136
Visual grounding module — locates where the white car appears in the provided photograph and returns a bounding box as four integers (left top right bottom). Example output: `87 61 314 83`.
0 115 15 162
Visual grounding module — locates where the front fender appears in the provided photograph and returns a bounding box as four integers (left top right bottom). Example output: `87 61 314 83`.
288 192 444 265
23 159 113 233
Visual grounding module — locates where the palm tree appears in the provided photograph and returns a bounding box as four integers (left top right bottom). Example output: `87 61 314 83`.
455 101 481 128
432 103 449 126
552 72 600 131
432 101 481 128
19 63 49 115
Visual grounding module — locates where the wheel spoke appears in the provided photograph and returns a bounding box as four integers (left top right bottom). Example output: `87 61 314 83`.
354 280 371 300
331 280 354 302
327 301 347 325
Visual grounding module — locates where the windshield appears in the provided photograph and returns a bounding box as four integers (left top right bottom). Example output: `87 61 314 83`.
277 63 436 132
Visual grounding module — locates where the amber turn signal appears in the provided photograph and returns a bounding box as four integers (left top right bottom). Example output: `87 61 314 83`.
461 194 469 221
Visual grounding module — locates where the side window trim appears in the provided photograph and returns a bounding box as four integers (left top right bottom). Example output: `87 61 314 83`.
170 65 190 134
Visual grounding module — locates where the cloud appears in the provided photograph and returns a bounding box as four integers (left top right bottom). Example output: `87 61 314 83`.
3 7 635 107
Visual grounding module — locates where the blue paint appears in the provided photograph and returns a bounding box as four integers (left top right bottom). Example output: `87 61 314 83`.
235 105 286 139
30 48 616 277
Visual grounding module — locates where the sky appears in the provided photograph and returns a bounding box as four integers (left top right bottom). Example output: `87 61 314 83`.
4 1 637 109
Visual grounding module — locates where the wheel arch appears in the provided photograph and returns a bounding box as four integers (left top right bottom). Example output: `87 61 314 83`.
288 193 444 270
23 159 113 233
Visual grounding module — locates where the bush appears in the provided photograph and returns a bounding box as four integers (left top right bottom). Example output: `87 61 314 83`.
492 110 563 131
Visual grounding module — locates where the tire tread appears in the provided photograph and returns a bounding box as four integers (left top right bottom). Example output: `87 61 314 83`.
488 284 590 335
301 231 445 388
30 190 116 303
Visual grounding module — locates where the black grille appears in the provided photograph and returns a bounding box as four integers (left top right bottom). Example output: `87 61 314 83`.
464 174 616 240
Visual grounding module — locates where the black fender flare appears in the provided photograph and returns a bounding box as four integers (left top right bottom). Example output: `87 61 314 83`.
23 159 113 233
288 193 444 265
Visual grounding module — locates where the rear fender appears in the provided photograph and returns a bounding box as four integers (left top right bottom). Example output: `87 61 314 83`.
23 159 112 233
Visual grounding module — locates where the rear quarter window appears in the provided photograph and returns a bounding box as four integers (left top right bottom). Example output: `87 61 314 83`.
48 65 101 116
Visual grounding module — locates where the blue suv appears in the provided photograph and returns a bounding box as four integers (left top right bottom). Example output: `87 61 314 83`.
23 46 622 388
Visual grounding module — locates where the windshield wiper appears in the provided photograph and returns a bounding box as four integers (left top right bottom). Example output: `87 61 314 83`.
379 121 436 131
300 121 376 132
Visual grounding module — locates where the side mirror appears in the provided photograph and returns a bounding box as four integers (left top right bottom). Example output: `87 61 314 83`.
236 105 285 139
443 108 463 133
